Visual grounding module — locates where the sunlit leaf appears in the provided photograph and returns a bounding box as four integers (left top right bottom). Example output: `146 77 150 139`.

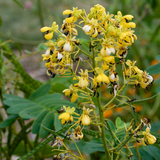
115 117 122 128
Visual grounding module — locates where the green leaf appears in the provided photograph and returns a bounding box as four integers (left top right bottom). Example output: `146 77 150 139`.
19 106 44 119
34 93 62 104
54 113 62 131
37 43 48 51
139 148 154 160
0 115 19 128
146 63 160 75
4 93 77 137
83 141 104 153
29 83 51 101
13 0 24 9
107 119 116 132
51 83 68 92
156 55 160 61
0 16 2 27
24 50 32 54
39 111 55 138
31 110 49 134
79 38 90 54
115 117 122 128
147 146 160 160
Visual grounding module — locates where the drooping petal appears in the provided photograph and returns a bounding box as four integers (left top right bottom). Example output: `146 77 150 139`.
142 138 147 146
71 92 78 102
44 31 53 40
65 17 74 23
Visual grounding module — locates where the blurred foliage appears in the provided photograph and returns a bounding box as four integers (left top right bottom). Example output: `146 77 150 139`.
0 0 160 160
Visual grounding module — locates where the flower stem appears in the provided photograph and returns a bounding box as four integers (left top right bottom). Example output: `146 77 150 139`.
97 89 110 159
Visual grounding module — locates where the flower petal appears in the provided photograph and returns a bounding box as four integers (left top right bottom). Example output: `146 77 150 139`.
44 31 53 40
40 27 52 32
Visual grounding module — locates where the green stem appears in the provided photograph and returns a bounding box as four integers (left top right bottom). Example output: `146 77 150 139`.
97 89 110 159
129 103 138 129
90 37 110 159
71 138 85 160
78 47 92 58
110 134 133 152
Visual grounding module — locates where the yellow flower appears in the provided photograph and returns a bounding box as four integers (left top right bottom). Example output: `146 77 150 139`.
63 41 73 52
82 18 99 37
77 69 89 89
63 7 83 23
82 115 91 126
109 72 119 83
80 107 92 126
100 46 115 56
139 72 153 89
142 127 156 146
125 60 142 77
115 11 136 28
89 4 105 20
95 67 110 84
40 22 59 40
116 45 128 59
63 85 79 102
103 56 115 64
59 106 75 124
118 31 137 46
73 126 83 140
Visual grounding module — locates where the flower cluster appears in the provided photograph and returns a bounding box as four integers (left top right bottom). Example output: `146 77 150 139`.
40 4 156 157
58 106 92 140
40 4 153 104
142 127 156 146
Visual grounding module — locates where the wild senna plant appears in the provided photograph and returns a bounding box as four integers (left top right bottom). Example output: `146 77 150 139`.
40 4 156 160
